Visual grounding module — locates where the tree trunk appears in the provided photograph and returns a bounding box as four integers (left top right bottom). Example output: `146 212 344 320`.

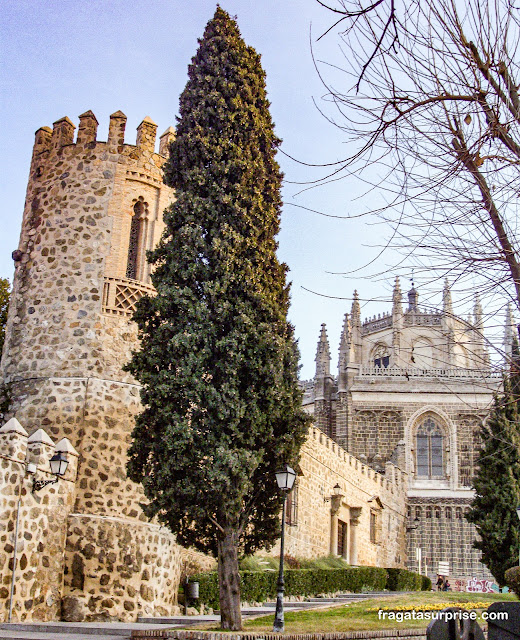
217 528 242 630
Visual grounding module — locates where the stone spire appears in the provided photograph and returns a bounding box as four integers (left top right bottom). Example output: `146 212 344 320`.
504 304 515 359
443 279 453 315
338 313 351 370
392 277 402 314
350 291 362 364
473 294 483 330
351 290 361 326
315 323 331 377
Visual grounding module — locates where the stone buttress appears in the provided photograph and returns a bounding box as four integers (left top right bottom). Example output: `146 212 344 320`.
0 112 188 622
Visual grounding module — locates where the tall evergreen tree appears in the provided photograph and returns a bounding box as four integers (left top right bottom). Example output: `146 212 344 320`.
466 376 520 586
125 7 310 631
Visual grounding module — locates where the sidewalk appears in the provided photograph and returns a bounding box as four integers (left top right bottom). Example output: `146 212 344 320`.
0 592 396 640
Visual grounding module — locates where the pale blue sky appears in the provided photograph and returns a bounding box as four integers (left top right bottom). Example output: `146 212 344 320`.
0 0 464 378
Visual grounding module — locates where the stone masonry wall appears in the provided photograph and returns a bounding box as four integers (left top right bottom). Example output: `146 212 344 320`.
0 419 79 622
407 498 493 582
279 428 408 568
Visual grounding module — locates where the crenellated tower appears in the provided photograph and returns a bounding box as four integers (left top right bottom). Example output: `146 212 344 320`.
0 111 196 622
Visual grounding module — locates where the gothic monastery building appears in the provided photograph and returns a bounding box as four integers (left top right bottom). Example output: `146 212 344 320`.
302 281 502 579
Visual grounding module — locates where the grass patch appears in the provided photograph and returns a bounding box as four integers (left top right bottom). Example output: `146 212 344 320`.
193 591 517 633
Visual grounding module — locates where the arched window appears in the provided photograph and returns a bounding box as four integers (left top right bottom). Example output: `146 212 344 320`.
445 507 452 519
455 507 462 519
416 416 444 478
373 343 390 368
126 198 146 280
415 506 422 520
434 506 441 519
426 506 432 519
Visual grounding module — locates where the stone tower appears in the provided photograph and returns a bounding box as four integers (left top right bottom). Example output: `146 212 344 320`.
0 112 186 621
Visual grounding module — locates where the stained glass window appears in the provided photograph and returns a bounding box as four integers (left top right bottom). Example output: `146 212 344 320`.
416 417 444 478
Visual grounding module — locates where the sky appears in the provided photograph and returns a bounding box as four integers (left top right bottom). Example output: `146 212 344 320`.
0 0 504 379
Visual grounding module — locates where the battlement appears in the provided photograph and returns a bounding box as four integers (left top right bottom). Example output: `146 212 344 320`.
31 110 175 159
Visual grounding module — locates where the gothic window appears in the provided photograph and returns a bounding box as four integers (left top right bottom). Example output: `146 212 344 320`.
445 507 452 519
415 507 422 519
434 506 441 519
373 344 390 368
126 198 147 280
456 507 462 519
286 482 299 526
416 416 444 478
426 506 432 519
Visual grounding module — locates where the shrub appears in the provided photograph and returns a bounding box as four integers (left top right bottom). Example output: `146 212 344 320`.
505 566 520 597
385 568 423 591
422 575 432 591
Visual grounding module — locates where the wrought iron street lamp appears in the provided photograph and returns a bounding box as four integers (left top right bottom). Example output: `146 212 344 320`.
273 464 296 633
32 451 69 492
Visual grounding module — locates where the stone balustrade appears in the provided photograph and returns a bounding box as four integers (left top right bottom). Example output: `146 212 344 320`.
102 276 156 317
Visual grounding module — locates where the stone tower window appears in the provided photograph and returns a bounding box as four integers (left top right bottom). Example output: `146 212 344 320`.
416 416 444 478
373 343 390 368
126 198 147 280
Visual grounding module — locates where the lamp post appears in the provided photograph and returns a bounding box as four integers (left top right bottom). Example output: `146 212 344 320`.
516 506 520 566
273 464 296 633
8 452 69 622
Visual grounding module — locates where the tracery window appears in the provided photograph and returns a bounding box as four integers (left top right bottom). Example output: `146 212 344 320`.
373 344 390 368
416 416 444 478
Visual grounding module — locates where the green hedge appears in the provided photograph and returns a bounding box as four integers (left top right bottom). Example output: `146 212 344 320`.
193 566 424 608
386 567 429 591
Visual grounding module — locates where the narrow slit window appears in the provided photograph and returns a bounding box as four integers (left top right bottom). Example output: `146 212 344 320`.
126 200 145 280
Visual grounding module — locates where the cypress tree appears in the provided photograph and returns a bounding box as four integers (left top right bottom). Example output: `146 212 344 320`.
466 376 520 586
125 7 310 630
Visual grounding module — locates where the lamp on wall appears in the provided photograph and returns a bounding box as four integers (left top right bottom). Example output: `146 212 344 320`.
32 451 69 493
324 483 342 503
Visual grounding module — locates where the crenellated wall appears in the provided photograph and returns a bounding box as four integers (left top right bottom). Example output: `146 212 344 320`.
278 428 408 568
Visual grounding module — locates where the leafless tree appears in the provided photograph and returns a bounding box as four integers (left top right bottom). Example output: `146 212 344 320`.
315 0 520 327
